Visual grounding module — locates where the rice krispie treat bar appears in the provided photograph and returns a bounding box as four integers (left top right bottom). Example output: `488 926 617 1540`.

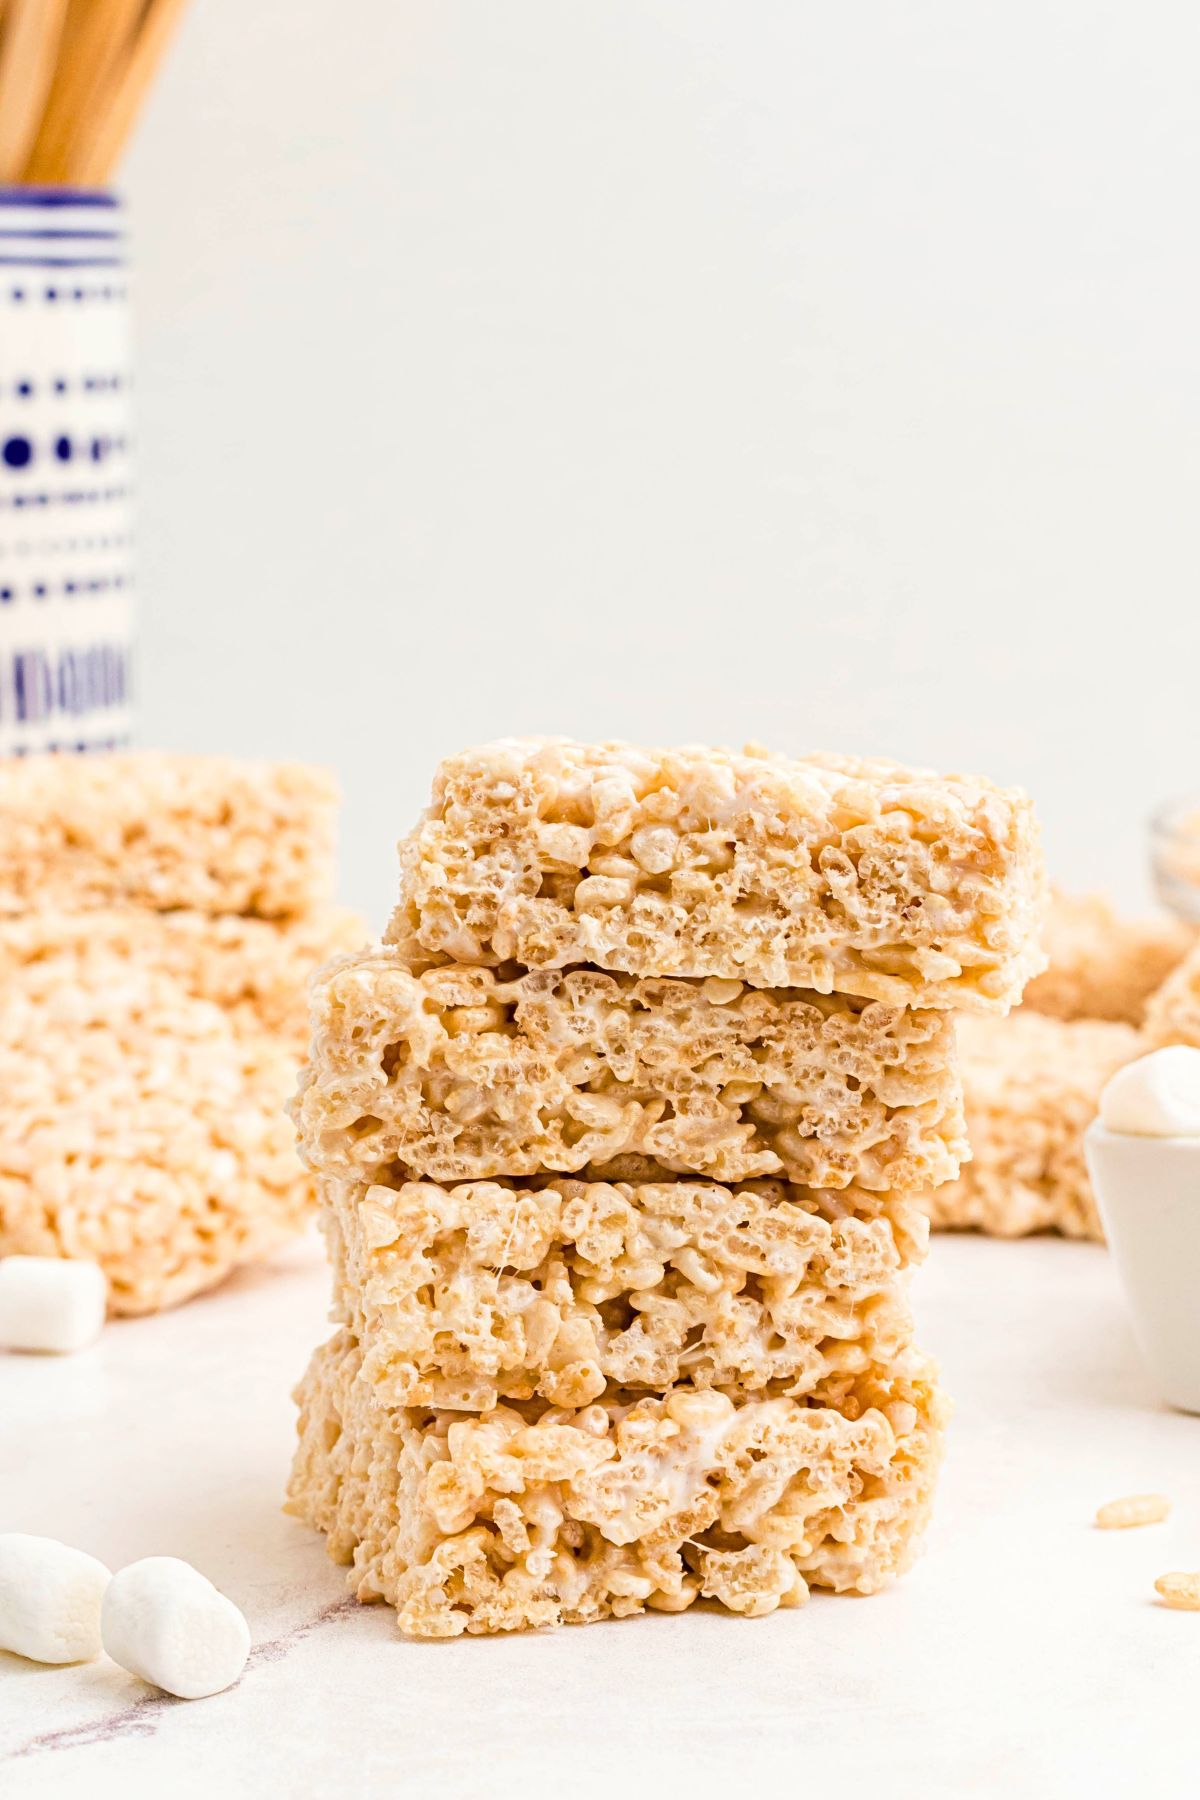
0 957 312 1313
288 735 1048 1636
1143 937 1200 1051
386 739 1046 1012
323 1172 927 1411
0 905 364 1050
294 949 966 1191
1024 890 1193 1026
0 751 338 917
926 1011 1141 1241
287 1328 947 1637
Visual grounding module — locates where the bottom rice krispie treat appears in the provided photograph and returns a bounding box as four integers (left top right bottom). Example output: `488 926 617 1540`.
287 1328 947 1638
1024 890 1192 1026
0 956 314 1313
927 1012 1141 1241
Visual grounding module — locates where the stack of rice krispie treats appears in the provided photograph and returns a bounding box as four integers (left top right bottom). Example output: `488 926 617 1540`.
288 739 1046 1638
0 753 362 1312
930 891 1194 1241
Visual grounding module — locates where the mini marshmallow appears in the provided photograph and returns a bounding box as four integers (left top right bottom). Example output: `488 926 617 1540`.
101 1557 250 1700
0 1255 107 1353
1100 1046 1200 1138
0 1533 110 1663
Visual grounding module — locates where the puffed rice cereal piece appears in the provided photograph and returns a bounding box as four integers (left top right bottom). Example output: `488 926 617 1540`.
323 1172 927 1410
0 751 338 918
286 1329 948 1638
926 1011 1141 1241
294 950 966 1191
385 738 1046 1013
1154 1571 1200 1610
1095 1493 1171 1529
1025 891 1193 1027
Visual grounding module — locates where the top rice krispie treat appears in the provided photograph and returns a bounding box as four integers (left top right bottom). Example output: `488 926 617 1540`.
0 752 338 918
1024 890 1193 1026
386 739 1046 1011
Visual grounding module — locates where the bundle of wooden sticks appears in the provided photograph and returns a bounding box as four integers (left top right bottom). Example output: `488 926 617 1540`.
0 0 187 186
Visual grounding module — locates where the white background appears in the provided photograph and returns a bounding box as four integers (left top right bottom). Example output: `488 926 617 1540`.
125 1 1200 925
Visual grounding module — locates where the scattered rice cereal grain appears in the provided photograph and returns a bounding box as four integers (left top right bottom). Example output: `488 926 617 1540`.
1095 1494 1171 1530
1154 1572 1200 1610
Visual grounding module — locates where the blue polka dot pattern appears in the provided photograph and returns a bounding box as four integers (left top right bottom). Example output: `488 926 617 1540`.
1 189 133 752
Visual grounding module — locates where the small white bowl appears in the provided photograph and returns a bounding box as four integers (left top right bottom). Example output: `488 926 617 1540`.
1085 1122 1200 1414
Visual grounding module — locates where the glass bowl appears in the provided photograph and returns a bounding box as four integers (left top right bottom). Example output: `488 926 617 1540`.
1151 798 1200 924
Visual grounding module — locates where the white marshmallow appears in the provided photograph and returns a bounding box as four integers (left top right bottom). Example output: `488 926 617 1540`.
0 1255 107 1353
1100 1046 1200 1138
101 1557 250 1700
0 1533 110 1663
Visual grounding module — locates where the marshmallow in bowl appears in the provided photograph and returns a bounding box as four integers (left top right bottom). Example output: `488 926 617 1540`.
101 1557 250 1699
0 1255 107 1353
0 1534 110 1663
1099 1046 1200 1137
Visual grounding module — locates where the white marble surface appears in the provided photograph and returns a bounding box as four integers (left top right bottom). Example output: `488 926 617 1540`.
2 1232 1198 1799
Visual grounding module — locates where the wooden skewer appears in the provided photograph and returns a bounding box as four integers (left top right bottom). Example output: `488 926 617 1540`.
71 0 190 186
0 0 72 185
22 0 145 187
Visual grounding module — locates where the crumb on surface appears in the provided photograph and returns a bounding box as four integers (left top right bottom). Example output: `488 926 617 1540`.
1154 1572 1200 1610
1095 1494 1171 1529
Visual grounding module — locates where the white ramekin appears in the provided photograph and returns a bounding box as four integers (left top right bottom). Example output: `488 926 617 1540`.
1085 1122 1200 1414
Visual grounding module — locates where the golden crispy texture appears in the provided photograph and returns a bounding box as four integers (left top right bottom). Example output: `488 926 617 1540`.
0 905 365 1050
294 949 966 1191
0 951 314 1313
287 1328 947 1637
1143 937 1200 1050
0 751 338 917
323 1172 926 1411
927 1012 1141 1241
385 739 1046 1013
1025 890 1193 1026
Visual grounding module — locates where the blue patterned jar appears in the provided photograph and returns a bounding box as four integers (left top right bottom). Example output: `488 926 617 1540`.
0 188 133 754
